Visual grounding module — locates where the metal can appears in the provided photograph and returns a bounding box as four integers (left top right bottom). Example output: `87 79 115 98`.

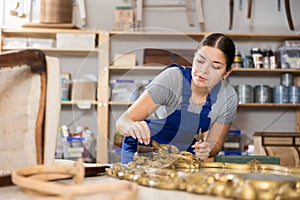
280 73 294 87
273 85 289 104
235 84 253 103
289 86 300 104
254 85 272 103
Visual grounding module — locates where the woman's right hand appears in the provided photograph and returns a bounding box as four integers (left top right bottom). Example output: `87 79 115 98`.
127 121 151 145
116 91 157 145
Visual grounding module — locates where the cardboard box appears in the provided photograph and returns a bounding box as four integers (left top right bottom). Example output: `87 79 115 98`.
71 80 97 101
56 33 96 49
113 54 136 66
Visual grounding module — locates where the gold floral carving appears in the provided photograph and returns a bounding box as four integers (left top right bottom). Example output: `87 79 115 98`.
107 143 300 200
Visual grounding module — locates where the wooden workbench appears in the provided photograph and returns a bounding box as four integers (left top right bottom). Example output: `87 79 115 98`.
0 175 228 200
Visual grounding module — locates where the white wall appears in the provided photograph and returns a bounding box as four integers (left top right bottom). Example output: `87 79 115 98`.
61 0 300 154
85 0 300 33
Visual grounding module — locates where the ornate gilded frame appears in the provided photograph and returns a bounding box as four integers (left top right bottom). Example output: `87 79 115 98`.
106 147 300 200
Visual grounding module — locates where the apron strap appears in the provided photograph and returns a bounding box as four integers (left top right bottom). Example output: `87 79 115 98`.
165 64 192 110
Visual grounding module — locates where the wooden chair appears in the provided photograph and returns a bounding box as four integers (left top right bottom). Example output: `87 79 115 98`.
0 49 61 176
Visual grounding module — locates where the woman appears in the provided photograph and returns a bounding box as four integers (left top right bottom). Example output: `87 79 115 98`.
116 33 238 164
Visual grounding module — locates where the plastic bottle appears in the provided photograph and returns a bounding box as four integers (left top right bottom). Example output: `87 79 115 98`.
233 50 242 68
251 47 263 68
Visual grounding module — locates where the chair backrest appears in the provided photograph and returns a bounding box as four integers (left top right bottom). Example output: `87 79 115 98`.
0 49 61 174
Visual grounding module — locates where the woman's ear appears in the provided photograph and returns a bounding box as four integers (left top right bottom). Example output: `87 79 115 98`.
223 67 233 79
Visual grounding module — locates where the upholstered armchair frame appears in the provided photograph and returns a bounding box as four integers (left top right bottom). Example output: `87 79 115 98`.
0 49 61 182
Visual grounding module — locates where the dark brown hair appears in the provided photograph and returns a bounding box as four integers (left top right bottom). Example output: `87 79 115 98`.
199 33 235 71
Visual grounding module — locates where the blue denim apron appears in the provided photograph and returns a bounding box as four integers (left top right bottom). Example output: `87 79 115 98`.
121 64 220 164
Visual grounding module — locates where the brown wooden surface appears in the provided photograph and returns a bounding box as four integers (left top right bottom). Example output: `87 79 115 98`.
254 132 300 166
0 49 47 74
0 175 13 187
254 132 300 137
143 48 194 66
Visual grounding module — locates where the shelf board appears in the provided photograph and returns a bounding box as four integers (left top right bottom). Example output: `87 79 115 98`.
108 31 300 41
233 68 300 72
109 101 133 106
238 103 300 107
109 65 165 71
61 101 98 105
109 31 205 37
109 65 300 73
109 101 300 107
225 33 300 41
232 68 300 75
2 28 97 38
2 47 98 54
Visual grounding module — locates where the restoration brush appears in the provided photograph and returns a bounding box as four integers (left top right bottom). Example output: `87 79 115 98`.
137 140 154 157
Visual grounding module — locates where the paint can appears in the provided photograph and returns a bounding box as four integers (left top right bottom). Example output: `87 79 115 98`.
235 84 253 103
254 85 272 103
273 85 289 104
289 86 300 104
280 73 294 87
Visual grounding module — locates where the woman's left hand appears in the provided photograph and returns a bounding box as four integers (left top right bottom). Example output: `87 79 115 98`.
192 141 211 161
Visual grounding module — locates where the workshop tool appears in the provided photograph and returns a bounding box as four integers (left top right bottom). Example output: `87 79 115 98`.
195 0 205 24
229 0 234 30
284 0 295 31
10 0 26 18
137 140 178 156
239 0 243 11
247 0 252 18
137 140 154 156
133 0 199 28
194 128 204 143
136 0 143 29
185 0 195 26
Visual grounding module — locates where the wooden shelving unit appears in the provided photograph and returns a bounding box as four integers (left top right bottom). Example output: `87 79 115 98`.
2 28 300 163
102 31 300 157
0 27 109 163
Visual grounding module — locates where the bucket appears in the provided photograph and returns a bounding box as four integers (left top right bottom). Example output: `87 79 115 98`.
40 0 73 24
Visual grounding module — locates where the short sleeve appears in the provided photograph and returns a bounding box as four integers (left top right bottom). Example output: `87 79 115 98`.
215 85 238 124
145 67 182 107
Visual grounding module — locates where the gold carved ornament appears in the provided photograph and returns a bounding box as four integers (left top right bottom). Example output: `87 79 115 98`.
106 141 300 200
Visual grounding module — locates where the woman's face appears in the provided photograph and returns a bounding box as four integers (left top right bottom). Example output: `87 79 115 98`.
192 46 230 89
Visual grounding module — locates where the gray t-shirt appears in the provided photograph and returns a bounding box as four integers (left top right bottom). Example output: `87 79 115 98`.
145 67 238 127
